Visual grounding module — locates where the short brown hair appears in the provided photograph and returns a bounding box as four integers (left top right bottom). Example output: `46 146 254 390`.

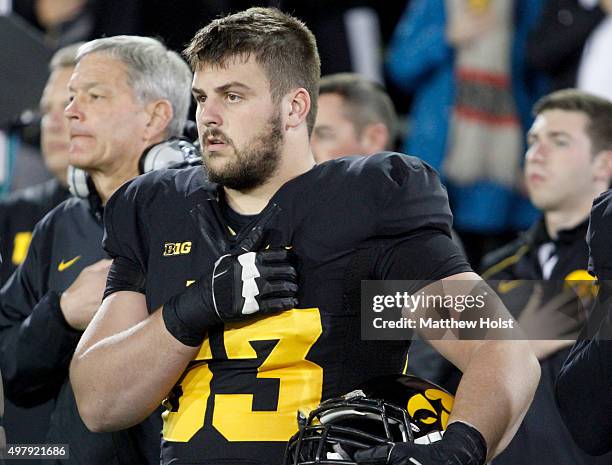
534 89 612 155
320 73 398 150
184 7 320 135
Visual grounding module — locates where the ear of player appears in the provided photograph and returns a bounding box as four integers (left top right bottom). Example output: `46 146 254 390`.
162 225 299 346
353 422 487 465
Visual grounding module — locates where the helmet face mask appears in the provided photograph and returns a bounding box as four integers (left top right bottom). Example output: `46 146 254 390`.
285 393 413 465
284 376 454 465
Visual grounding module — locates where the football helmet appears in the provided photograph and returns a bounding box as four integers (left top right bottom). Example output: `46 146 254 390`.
284 374 454 465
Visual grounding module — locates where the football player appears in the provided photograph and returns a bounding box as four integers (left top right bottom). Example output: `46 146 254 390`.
70 8 540 465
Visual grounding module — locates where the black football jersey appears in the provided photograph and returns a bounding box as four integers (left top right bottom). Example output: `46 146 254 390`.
588 189 612 279
103 153 469 465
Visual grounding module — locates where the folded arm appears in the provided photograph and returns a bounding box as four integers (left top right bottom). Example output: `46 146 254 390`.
70 290 198 432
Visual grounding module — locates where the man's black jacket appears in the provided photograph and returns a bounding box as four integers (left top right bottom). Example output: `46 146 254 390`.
0 193 160 465
481 218 612 465
0 179 69 285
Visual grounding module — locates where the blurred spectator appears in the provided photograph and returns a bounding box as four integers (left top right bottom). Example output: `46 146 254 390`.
387 0 548 266
577 0 612 100
0 44 78 461
4 138 55 195
481 89 612 465
12 0 278 51
1 11 55 197
528 0 606 91
10 1 407 134
0 43 77 285
312 72 397 162
12 0 141 48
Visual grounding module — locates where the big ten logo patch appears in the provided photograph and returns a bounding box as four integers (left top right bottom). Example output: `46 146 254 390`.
163 241 192 257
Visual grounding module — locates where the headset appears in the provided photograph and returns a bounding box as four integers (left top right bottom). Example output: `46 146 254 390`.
67 137 202 198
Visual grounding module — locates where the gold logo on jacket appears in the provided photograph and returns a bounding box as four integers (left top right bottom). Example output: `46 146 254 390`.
564 269 597 300
12 231 33 265
58 255 81 272
497 280 523 294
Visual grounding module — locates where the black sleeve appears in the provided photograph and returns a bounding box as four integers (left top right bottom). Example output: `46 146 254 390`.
556 283 612 456
0 216 81 406
366 153 453 238
102 178 148 298
376 229 472 283
366 155 469 282
103 255 146 300
0 201 18 286
102 177 145 262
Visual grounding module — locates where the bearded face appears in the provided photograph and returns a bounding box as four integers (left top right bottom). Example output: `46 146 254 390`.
201 110 284 191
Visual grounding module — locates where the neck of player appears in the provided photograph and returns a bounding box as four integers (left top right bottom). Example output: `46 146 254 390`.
224 145 316 215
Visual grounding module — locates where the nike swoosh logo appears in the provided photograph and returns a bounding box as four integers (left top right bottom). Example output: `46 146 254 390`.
58 255 81 272
497 280 522 294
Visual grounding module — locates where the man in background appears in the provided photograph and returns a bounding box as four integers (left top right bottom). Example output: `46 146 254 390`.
481 89 612 465
311 72 397 162
0 43 79 458
0 43 80 285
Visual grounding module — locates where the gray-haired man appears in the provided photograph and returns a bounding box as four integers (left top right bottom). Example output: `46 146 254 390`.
0 35 193 464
